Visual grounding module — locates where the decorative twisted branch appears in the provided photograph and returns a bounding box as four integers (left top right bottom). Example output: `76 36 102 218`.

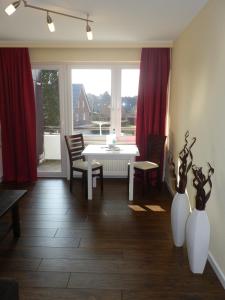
192 163 214 210
168 131 196 193
168 153 177 187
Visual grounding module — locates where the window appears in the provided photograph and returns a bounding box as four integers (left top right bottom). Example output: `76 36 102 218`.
72 69 111 136
32 68 62 173
71 66 139 139
121 69 139 136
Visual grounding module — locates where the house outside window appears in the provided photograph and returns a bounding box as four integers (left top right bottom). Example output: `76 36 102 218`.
71 66 139 140
72 84 91 130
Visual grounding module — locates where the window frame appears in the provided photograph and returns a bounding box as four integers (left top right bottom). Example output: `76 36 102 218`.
69 63 139 144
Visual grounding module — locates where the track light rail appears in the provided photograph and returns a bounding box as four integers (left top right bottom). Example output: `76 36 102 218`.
22 0 94 23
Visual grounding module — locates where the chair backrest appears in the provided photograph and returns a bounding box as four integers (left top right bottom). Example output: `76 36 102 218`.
65 134 85 166
147 135 167 165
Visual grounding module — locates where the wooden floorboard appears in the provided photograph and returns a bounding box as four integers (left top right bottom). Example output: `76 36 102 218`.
20 288 121 300
0 271 70 288
0 178 224 299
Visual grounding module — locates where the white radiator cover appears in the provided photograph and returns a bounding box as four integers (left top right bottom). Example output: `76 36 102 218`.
99 159 129 177
73 160 129 178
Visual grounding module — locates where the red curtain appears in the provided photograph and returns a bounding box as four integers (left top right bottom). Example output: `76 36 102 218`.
0 48 37 184
136 48 170 160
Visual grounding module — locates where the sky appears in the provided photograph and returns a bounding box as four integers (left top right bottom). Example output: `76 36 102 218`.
72 69 140 97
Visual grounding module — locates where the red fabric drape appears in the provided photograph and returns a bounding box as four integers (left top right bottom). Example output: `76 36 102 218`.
0 48 37 183
136 48 170 160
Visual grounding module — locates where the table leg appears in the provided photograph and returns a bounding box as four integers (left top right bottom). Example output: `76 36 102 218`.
129 157 134 201
87 157 92 200
12 204 20 237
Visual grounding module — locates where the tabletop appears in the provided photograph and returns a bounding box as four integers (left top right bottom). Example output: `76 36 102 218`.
0 190 27 217
82 144 139 157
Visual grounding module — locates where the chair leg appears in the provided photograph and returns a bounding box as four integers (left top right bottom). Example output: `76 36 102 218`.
128 164 130 192
70 169 73 193
157 168 162 190
84 172 88 198
82 172 85 190
100 167 103 194
143 171 148 196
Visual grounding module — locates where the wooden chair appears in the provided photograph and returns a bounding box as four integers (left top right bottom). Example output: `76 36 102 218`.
65 134 103 195
128 134 166 194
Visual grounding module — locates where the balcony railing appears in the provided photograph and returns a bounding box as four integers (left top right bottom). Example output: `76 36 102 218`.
43 125 135 136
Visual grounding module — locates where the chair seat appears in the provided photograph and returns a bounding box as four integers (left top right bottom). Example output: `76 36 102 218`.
73 159 102 170
133 161 159 171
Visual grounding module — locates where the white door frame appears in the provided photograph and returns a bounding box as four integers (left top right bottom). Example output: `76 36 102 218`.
32 64 67 178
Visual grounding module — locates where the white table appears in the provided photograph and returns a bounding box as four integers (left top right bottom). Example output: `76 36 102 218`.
82 144 139 201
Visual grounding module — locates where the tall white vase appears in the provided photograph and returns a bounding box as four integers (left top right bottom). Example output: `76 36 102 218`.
171 192 190 247
186 208 210 274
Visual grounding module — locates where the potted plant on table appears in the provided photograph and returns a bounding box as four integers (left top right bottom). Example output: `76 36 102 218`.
169 131 196 247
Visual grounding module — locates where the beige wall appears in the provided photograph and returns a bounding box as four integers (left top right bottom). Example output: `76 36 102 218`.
29 48 141 63
168 0 225 279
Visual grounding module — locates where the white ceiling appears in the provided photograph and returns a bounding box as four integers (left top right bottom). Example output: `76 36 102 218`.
0 0 208 47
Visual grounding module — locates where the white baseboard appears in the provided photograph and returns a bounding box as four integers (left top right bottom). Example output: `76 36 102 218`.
208 251 225 289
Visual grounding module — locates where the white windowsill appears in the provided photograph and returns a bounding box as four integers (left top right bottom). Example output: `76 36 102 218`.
84 135 135 145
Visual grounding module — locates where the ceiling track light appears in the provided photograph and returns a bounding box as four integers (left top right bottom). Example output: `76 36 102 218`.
86 15 93 40
4 0 94 39
5 0 21 15
47 12 55 32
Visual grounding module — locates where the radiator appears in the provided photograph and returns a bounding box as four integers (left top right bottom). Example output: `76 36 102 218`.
74 159 129 178
98 159 129 177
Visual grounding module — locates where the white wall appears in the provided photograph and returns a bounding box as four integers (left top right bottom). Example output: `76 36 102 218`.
167 0 225 286
44 135 61 160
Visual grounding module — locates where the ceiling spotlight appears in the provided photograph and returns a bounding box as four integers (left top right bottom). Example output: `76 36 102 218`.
5 0 21 16
47 12 55 32
86 20 93 40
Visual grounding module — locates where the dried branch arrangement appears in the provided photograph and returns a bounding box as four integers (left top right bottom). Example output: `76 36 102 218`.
192 163 214 210
169 131 196 193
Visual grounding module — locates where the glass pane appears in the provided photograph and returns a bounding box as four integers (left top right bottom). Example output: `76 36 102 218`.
121 69 139 136
72 69 111 135
32 69 61 173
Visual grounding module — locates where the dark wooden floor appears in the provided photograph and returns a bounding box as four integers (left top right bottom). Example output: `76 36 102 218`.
0 178 224 299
